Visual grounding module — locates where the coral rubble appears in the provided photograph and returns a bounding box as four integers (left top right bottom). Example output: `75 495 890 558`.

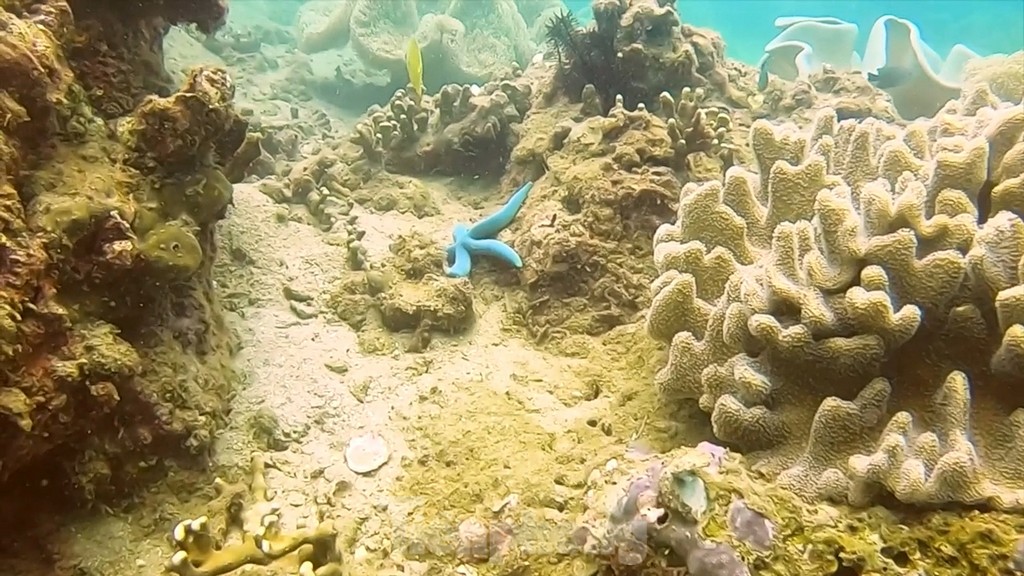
646 84 1024 509
0 0 245 502
577 444 1024 575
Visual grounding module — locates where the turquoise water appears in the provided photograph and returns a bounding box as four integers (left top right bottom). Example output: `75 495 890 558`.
567 0 1024 65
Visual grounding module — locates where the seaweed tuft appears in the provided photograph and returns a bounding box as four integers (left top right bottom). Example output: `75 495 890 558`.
545 9 622 113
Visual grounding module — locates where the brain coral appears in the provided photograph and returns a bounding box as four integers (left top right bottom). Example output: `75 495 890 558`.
646 86 1024 509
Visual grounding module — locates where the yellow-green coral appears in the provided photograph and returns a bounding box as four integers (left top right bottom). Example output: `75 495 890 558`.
646 86 1024 509
166 455 342 576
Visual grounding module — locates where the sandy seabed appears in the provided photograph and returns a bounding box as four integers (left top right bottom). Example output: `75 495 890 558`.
44 26 663 576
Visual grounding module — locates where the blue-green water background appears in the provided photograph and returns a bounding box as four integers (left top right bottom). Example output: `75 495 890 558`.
566 0 1024 64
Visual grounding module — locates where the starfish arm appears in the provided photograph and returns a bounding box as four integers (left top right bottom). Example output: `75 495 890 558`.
444 243 474 278
465 237 523 268
468 181 533 239
452 223 471 243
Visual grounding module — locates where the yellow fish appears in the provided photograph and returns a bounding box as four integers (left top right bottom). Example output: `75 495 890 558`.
405 37 424 103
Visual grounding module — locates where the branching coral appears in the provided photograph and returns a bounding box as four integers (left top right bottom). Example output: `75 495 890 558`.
0 0 248 503
646 84 1024 509
349 75 533 178
657 86 735 170
166 455 343 576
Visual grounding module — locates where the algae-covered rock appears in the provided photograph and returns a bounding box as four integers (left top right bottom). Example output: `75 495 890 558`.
379 275 475 334
138 223 204 279
0 0 244 505
503 91 733 340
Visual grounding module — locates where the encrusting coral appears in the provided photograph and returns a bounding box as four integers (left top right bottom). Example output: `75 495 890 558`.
645 83 1024 509
166 455 343 576
0 0 249 502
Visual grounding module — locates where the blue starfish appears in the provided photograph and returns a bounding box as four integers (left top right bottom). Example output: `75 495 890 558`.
444 181 533 278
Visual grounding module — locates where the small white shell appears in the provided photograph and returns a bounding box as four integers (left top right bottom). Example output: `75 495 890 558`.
469 84 482 96
344 433 390 474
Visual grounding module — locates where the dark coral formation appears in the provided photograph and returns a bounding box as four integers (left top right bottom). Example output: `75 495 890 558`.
0 0 245 505
546 0 736 113
61 0 228 118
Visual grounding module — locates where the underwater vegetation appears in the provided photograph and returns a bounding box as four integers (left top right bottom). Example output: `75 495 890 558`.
544 8 623 113
544 0 733 113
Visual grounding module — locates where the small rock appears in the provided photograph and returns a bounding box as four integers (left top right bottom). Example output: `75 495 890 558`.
349 378 371 403
289 301 319 319
283 283 315 302
332 480 352 499
325 361 349 375
727 499 774 551
456 517 513 564
324 463 347 482
287 492 306 506
345 433 390 474
687 542 750 576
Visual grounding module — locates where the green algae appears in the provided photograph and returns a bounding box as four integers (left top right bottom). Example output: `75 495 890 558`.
138 223 203 278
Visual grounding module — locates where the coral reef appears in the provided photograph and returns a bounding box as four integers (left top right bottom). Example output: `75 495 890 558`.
62 0 229 118
350 76 533 178
504 85 732 339
0 0 246 502
545 0 741 114
576 444 1024 575
296 0 542 92
756 66 899 126
262 69 540 227
962 51 1024 105
166 454 343 576
269 72 535 226
646 84 1024 508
